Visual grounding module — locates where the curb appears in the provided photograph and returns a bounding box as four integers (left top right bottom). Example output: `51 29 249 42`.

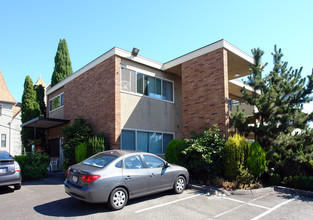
274 186 313 198
230 187 274 196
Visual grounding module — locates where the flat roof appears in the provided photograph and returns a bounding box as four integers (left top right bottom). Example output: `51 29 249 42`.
21 117 70 129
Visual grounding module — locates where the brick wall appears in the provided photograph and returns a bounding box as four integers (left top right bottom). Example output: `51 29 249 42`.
64 56 121 149
181 48 229 137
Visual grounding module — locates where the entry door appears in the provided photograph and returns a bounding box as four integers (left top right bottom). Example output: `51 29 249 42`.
48 139 60 157
122 155 149 197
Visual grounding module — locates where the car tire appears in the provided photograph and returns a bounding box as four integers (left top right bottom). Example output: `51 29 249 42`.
108 187 128 211
14 184 21 190
173 176 186 194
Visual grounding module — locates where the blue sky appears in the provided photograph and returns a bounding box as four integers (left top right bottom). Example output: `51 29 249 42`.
1 0 313 113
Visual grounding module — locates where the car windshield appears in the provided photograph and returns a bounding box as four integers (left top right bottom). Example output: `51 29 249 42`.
0 151 13 160
82 154 117 168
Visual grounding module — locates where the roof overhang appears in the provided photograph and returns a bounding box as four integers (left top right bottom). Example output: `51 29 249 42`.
21 117 70 129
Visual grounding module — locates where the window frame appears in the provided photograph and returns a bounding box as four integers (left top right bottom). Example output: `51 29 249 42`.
121 128 175 155
120 66 174 103
1 134 6 148
49 93 64 112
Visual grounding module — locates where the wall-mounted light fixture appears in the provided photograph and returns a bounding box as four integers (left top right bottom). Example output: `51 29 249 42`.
131 47 139 57
234 73 240 77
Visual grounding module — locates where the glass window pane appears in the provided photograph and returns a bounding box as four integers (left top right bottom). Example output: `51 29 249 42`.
144 155 164 168
162 80 173 101
49 100 53 111
147 76 155 97
61 94 64 106
121 130 135 150
121 68 131 92
155 78 161 97
1 134 6 147
143 75 148 95
125 155 144 169
130 70 136 93
149 133 162 154
137 132 148 152
137 73 143 94
163 134 174 154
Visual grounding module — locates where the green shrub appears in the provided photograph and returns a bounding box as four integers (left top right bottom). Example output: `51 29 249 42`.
283 176 313 191
15 150 49 180
182 126 225 181
223 133 250 181
246 141 266 178
14 155 29 171
236 165 254 185
165 139 186 166
87 136 108 157
62 117 92 169
75 142 88 163
268 173 281 186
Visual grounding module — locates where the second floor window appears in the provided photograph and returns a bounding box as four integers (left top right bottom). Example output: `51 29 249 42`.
121 67 174 102
49 93 64 112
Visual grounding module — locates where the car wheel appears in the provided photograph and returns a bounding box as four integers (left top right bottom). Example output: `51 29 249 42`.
108 187 128 211
14 184 21 190
173 176 186 194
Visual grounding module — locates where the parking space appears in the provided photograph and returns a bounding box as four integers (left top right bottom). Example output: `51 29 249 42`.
0 175 312 220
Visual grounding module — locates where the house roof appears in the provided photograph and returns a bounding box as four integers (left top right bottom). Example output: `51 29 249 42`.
0 70 16 104
47 39 255 95
34 76 47 88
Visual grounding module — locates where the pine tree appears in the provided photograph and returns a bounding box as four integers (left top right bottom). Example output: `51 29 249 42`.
21 76 41 151
231 46 313 149
51 39 73 86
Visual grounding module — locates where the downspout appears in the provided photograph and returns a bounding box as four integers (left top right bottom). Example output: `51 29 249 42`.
8 121 11 155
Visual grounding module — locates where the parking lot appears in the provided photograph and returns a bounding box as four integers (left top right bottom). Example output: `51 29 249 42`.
0 173 312 220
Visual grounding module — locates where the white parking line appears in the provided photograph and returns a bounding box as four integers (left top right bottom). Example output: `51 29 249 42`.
250 195 299 220
213 196 266 219
135 193 202 213
223 197 270 210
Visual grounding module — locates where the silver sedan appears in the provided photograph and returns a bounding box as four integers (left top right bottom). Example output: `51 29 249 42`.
64 150 189 210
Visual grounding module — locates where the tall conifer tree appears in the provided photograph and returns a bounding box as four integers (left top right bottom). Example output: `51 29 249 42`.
51 39 73 86
21 76 41 151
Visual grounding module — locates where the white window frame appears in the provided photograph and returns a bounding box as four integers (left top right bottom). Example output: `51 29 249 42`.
49 93 64 112
121 128 175 155
120 66 175 103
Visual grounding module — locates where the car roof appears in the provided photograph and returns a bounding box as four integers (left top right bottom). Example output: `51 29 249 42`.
101 150 152 157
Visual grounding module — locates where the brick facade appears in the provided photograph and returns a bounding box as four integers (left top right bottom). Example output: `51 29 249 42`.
181 48 229 137
64 56 121 149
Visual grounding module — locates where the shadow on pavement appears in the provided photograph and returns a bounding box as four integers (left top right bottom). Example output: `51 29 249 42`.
34 197 110 217
23 171 66 186
0 186 15 194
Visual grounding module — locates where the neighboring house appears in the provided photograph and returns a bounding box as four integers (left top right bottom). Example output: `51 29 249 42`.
22 39 256 160
0 70 22 156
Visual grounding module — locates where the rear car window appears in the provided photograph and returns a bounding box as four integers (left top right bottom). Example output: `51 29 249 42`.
0 151 13 160
82 154 117 168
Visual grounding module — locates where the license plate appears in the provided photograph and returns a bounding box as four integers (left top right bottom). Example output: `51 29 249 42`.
0 168 6 174
72 175 78 183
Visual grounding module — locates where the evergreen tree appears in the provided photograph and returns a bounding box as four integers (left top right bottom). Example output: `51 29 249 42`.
51 39 73 86
35 85 46 117
231 46 313 149
21 76 41 151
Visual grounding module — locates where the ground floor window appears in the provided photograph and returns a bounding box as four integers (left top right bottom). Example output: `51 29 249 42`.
1 134 6 147
121 129 174 154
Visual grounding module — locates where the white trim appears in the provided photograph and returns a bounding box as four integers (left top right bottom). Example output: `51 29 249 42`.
163 39 255 70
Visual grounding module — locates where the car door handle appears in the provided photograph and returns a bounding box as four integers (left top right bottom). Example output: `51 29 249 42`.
150 173 155 177
125 175 131 180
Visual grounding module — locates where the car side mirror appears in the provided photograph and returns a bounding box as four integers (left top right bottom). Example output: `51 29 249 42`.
164 162 170 168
